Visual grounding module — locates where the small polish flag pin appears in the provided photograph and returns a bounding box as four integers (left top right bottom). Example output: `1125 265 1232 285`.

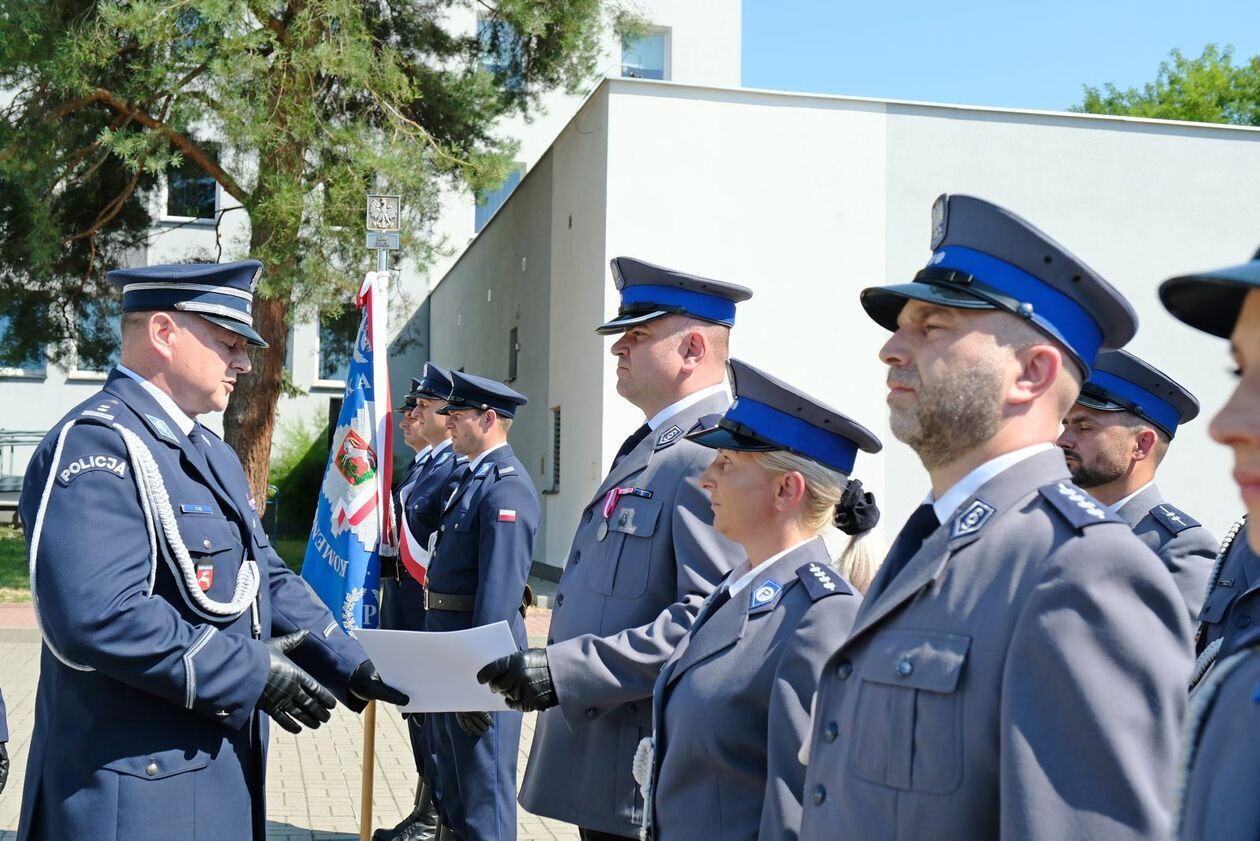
498 509 517 523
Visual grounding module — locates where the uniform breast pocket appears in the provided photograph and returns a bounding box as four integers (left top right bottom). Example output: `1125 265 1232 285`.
586 496 662 598
173 512 242 600
850 629 971 795
1198 582 1235 625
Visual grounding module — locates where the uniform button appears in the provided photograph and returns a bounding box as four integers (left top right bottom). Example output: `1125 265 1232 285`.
812 785 826 806
440 525 446 532
585 708 598 719
897 659 913 677
145 762 158 777
1239 615 1253 629
556 594 565 606
836 660 853 680
824 722 839 743
202 538 212 550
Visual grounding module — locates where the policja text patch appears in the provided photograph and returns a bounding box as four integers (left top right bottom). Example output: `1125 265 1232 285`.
58 454 128 485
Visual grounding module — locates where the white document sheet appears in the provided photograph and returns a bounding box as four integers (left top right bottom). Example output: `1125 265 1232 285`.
356 622 518 713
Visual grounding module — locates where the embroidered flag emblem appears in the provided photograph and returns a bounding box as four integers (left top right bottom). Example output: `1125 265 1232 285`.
498 509 517 523
196 565 215 592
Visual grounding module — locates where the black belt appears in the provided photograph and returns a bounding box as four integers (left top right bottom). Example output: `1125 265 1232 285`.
380 555 401 581
424 589 475 612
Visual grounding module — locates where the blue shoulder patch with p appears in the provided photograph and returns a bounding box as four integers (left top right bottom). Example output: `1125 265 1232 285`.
749 579 783 610
796 562 853 600
1039 481 1123 530
1151 503 1200 535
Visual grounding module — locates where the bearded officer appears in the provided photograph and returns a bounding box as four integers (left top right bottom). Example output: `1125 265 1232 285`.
426 371 538 841
1056 349 1215 623
377 365 467 841
798 195 1190 841
16 260 407 841
1159 247 1260 840
478 257 751 840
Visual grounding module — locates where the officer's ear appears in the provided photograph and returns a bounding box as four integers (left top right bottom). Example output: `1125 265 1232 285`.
148 312 182 361
1131 427 1159 462
1008 342 1064 409
774 470 808 513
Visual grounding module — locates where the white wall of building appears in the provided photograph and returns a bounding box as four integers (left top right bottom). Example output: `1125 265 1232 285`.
428 78 1260 569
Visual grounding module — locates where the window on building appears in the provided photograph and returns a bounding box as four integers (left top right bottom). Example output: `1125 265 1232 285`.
474 164 525 233
621 29 668 80
477 15 525 90
166 145 219 220
0 314 45 376
70 297 122 375
549 406 561 492
317 309 359 383
508 326 519 382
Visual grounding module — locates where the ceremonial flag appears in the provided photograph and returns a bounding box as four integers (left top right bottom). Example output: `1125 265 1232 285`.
301 271 395 634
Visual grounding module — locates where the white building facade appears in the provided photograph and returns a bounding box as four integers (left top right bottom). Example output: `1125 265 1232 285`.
427 78 1260 571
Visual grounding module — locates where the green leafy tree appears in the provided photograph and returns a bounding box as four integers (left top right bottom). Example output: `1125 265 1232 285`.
0 0 609 496
1075 44 1260 125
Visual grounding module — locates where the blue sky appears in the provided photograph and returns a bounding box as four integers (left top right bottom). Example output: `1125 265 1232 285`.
742 1 1260 112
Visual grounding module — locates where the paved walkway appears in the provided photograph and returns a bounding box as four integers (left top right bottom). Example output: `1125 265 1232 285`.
0 606 580 841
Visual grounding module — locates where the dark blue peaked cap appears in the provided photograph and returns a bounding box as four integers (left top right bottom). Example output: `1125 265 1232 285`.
861 195 1137 375
597 257 753 335
411 362 454 401
1160 246 1260 339
1076 350 1199 439
107 259 267 347
689 358 882 475
437 371 528 419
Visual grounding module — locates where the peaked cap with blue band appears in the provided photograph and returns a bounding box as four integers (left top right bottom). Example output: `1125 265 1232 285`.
436 370 527 418
860 195 1137 375
596 257 753 335
1160 246 1260 339
107 259 267 347
688 358 882 475
1075 350 1199 439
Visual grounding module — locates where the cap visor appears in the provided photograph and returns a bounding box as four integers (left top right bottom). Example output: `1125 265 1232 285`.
1159 275 1254 339
859 283 994 331
686 425 778 452
1074 393 1127 413
595 310 668 335
199 313 268 348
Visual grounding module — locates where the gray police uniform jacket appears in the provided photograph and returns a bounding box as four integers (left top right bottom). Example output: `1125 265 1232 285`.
1117 484 1215 625
0 686 7 742
1177 642 1260 841
519 392 743 835
798 449 1191 841
649 538 860 841
16 372 370 841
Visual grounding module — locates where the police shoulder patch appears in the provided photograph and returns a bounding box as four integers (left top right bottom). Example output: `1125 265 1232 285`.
434 451 453 467
796 562 853 600
144 414 178 442
58 453 129 485
1150 503 1201 535
474 461 494 479
749 579 784 610
655 425 685 449
1039 481 1123 530
951 498 996 539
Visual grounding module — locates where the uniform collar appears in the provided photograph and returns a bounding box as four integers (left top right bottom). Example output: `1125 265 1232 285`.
430 438 453 458
414 444 433 465
467 441 509 474
115 364 196 436
729 536 818 597
1109 480 1156 515
929 442 1055 524
646 383 729 431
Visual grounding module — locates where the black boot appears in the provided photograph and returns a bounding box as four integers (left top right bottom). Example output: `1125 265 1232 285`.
373 780 438 841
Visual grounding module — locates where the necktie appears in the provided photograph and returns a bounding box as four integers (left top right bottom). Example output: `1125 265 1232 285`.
868 504 939 600
612 423 651 468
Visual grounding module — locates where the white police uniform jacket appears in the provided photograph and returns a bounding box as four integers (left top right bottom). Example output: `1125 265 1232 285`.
648 538 859 841
1117 484 1216 625
17 371 370 841
520 391 743 836
798 448 1191 841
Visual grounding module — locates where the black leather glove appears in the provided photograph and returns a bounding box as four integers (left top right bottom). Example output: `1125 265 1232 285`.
455 711 492 737
349 660 409 706
257 630 338 734
476 648 558 712
0 741 8 796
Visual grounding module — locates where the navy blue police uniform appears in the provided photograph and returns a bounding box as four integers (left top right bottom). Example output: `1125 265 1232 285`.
1161 248 1260 838
17 261 389 840
378 364 468 841
1071 349 1216 623
427 372 539 841
646 359 881 841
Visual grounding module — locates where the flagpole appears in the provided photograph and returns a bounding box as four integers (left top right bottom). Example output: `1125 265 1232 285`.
359 194 400 841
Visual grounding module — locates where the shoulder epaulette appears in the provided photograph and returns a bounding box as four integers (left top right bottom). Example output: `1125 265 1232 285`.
1150 503 1201 535
690 412 723 433
77 397 121 424
796 561 853 600
1039 481 1124 530
495 463 517 479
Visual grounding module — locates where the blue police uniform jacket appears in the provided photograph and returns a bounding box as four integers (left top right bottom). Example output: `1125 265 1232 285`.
17 370 370 841
424 444 539 647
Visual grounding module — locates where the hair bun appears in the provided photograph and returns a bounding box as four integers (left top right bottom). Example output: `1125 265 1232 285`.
834 478 880 535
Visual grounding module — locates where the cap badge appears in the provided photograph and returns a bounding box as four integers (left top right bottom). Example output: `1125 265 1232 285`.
249 266 262 293
930 195 949 250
